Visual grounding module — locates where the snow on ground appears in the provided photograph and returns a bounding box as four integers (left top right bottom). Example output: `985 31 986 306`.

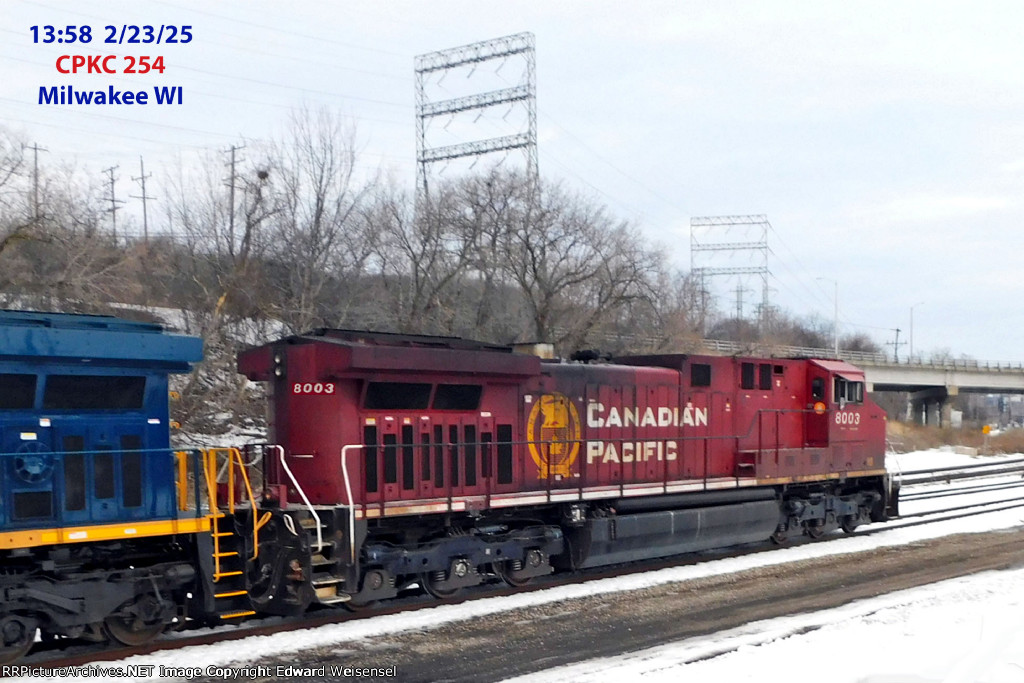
889 446 1022 474
10 449 1024 682
508 450 1024 683
505 568 1024 683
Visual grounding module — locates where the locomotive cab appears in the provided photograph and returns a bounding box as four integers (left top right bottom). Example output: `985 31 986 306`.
806 359 886 472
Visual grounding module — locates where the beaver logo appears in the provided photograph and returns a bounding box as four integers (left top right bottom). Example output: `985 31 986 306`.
527 393 581 479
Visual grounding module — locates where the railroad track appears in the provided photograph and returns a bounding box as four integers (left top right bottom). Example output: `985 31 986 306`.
900 479 1024 502
16 462 1024 672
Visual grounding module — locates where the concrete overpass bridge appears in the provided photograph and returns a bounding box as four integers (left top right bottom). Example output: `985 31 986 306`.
698 340 1024 425
851 353 1024 425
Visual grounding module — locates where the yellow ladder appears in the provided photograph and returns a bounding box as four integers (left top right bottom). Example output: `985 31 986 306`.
202 447 271 619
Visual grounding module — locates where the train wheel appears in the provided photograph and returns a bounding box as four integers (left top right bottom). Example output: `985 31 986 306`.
494 561 532 588
805 520 827 540
103 595 165 646
0 616 36 665
841 516 860 534
421 570 462 600
770 527 789 545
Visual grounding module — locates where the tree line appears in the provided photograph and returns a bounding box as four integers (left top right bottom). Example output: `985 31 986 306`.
0 110 877 433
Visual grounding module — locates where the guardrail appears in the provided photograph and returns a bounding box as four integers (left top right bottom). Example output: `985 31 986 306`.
697 339 1024 372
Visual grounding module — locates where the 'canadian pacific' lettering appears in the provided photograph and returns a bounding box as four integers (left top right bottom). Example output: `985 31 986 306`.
587 439 678 464
586 403 708 429
584 402 709 465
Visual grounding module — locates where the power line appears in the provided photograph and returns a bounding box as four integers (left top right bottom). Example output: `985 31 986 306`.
538 111 689 215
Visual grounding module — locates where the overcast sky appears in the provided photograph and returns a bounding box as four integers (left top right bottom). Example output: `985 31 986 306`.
3 1 1024 361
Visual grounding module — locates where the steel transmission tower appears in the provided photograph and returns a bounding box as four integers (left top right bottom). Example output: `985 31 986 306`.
414 32 538 198
690 215 771 332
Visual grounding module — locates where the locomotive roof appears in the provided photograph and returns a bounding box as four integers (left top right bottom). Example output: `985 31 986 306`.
613 353 689 370
0 309 202 370
239 328 541 379
0 308 164 333
300 328 516 353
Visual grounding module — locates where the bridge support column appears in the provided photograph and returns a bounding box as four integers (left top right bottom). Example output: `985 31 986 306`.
909 387 956 426
906 397 924 424
941 386 958 427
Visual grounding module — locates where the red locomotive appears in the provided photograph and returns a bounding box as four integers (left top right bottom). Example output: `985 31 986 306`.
237 329 896 609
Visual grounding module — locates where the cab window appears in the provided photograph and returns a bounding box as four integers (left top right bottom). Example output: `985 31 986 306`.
811 377 825 401
833 377 864 404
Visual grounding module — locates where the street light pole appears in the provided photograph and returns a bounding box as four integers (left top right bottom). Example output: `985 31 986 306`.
817 277 839 357
910 301 924 362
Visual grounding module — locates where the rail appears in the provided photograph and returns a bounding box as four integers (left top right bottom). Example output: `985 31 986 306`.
896 458 1024 486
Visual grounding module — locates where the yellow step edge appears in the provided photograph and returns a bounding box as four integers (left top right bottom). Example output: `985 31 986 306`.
218 610 256 620
214 570 243 579
214 551 239 558
212 531 233 538
214 590 248 598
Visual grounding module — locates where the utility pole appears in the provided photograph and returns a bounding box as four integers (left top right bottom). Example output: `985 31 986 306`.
102 165 124 243
223 144 245 255
828 281 838 357
697 271 710 337
130 156 156 245
887 328 906 363
25 142 48 223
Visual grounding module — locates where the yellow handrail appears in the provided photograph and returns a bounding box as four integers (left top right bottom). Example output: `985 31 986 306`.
175 450 190 512
203 448 261 563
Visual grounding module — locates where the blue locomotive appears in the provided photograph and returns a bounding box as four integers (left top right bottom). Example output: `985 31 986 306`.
0 310 210 662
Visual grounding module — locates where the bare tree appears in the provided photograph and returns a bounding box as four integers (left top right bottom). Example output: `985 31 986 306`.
490 172 661 350
0 130 36 264
0 159 144 314
163 148 277 432
366 182 478 333
261 107 375 333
